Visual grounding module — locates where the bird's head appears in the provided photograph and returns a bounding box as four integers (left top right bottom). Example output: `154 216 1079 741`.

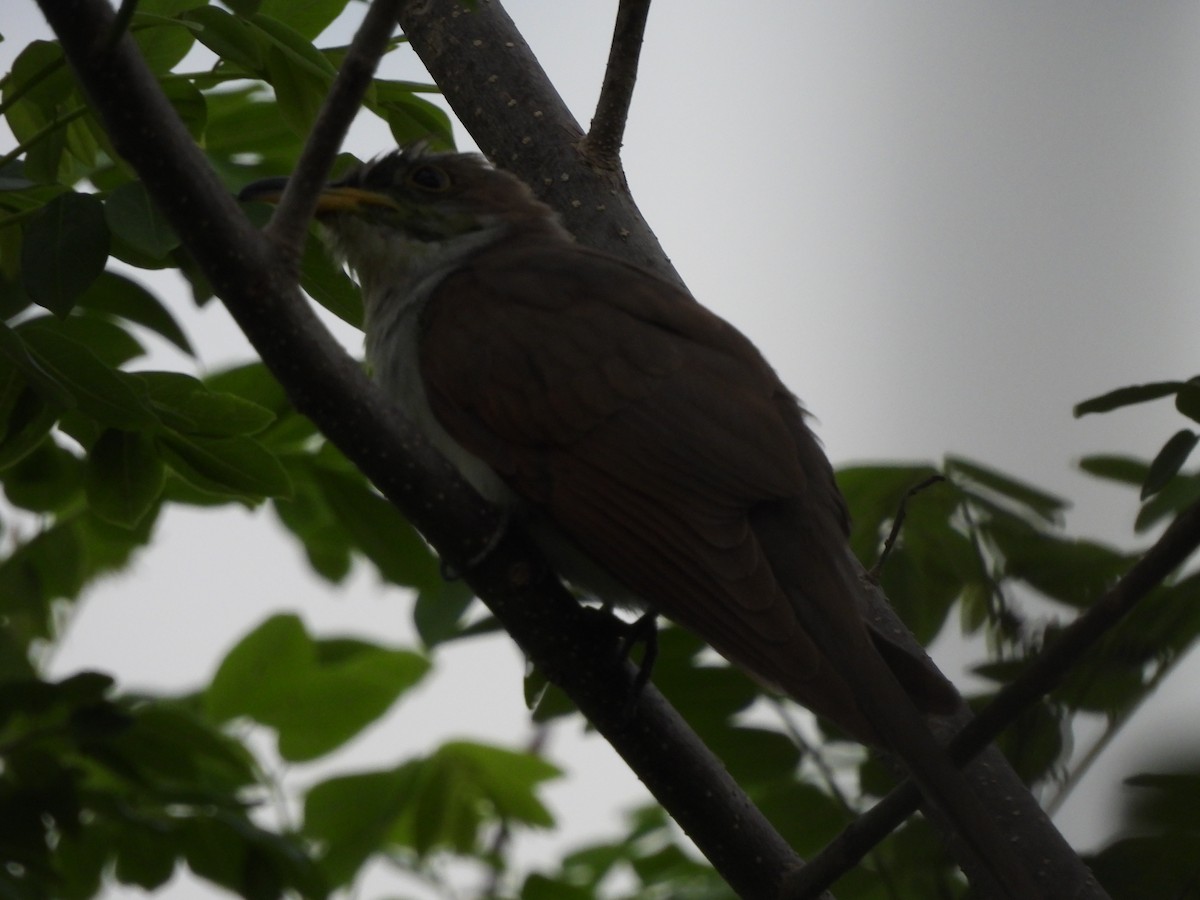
239 145 565 297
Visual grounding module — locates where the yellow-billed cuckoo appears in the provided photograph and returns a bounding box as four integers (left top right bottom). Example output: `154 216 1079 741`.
239 146 956 745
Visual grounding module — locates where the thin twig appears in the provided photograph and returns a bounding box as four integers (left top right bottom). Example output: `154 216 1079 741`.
1044 651 1174 817
0 107 88 169
869 474 946 578
481 725 550 896
584 0 652 167
101 0 139 53
263 0 403 256
785 495 1200 899
0 52 66 117
959 496 1018 641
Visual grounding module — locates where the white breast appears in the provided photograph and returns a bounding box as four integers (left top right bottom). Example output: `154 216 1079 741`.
338 219 518 508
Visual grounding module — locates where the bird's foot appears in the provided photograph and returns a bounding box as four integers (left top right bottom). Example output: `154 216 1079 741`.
580 605 660 703
619 612 659 700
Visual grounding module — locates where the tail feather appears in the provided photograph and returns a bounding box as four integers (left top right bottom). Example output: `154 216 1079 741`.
868 626 960 717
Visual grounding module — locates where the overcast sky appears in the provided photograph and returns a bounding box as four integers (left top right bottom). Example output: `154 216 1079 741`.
6 3 1200 897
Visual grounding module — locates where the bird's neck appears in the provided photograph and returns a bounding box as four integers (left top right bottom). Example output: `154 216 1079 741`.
347 216 562 507
328 220 497 320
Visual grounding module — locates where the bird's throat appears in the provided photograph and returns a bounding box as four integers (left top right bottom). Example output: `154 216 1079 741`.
353 224 519 509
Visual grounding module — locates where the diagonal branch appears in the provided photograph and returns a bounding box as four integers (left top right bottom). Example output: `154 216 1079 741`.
583 0 653 167
394 0 679 279
263 0 402 256
786 495 1200 898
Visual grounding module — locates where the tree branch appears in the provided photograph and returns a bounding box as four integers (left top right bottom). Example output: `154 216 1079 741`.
395 0 678 279
787 496 1200 897
263 0 403 255
582 0 652 167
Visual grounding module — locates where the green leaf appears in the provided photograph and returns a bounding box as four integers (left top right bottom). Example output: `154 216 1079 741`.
312 466 441 589
3 41 77 183
204 87 303 172
104 181 181 259
1091 833 1200 900
53 825 109 900
128 706 257 795
411 580 477 647
705 726 801 787
256 0 350 40
306 742 557 883
0 386 60 471
204 361 315 448
304 767 416 887
270 463 354 582
84 429 165 528
629 844 713 888
521 874 596 900
206 613 430 761
177 811 327 900
76 271 193 355
1079 454 1150 488
989 523 1131 608
0 520 86 646
77 506 158 575
131 9 201 73
157 430 291 498
264 46 329 135
111 820 178 891
17 324 156 428
755 782 851 857
946 455 1066 522
992 701 1064 786
204 361 289 412
3 438 82 513
253 14 336 135
649 646 758 731
1175 382 1200 424
870 479 973 643
138 371 276 436
437 741 559 826
50 314 146 369
1135 472 1200 532
183 6 267 74
1074 381 1186 417
20 192 110 315
527 671 576 722
1142 429 1199 499
0 321 74 407
380 91 454 150
250 13 337 78
836 464 944 564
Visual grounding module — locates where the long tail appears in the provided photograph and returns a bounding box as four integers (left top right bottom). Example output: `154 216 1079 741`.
755 498 1048 900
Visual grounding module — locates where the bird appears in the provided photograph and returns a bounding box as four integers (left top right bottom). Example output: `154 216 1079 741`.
237 147 1060 900
238 145 956 746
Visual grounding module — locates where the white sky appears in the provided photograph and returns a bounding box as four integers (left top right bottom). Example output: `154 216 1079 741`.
6 2 1200 897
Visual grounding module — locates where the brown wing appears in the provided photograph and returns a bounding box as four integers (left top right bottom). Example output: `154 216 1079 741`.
419 234 871 735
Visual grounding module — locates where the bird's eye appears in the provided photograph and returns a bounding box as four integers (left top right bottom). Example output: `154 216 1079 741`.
407 165 451 192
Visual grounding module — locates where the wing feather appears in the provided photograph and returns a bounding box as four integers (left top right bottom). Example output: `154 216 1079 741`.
419 236 867 719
